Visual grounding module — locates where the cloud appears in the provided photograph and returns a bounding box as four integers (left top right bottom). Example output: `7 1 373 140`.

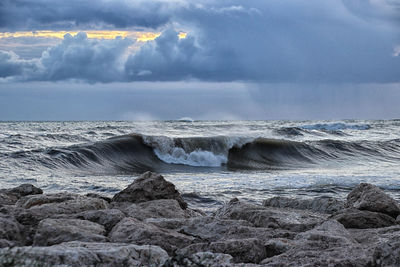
0 0 184 30
1 0 400 83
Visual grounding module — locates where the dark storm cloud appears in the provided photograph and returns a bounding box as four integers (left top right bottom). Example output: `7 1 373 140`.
0 0 399 83
0 0 180 30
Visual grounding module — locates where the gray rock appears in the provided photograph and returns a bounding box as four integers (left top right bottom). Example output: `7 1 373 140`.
261 220 372 266
33 218 107 246
332 208 396 229
0 193 18 205
119 199 201 221
16 195 108 225
73 209 125 232
263 196 345 214
109 217 195 254
178 238 267 263
112 171 187 209
346 183 400 218
16 192 80 209
214 199 325 232
0 215 24 245
0 239 15 248
5 184 43 198
165 251 234 267
0 241 169 267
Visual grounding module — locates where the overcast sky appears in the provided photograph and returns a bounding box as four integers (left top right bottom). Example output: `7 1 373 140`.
0 0 399 120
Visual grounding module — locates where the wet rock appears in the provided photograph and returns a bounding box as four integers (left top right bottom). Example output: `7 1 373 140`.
332 208 396 229
263 196 345 214
178 238 267 263
0 193 18 205
16 192 79 209
109 217 195 254
112 171 187 209
118 199 201 221
0 215 24 246
5 184 43 198
16 195 108 225
350 225 400 266
73 209 125 232
0 241 169 267
215 199 325 232
164 251 234 267
346 183 400 218
85 193 111 203
261 220 371 266
33 218 107 246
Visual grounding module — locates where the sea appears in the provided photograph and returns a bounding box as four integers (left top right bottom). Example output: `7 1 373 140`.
1 120 400 212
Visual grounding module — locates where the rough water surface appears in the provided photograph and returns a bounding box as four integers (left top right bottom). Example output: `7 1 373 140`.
1 120 400 211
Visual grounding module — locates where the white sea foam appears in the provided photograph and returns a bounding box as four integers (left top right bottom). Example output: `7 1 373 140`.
154 147 227 167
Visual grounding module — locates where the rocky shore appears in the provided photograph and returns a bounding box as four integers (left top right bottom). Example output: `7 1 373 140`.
0 171 400 266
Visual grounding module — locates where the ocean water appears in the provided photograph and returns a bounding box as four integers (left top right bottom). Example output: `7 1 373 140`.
1 120 400 211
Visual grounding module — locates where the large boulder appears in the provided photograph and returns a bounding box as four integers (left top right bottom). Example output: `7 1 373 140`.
33 219 107 246
178 238 267 264
71 209 125 232
0 215 24 246
109 217 196 254
263 196 345 214
332 208 396 229
0 184 42 205
346 183 400 218
214 199 325 232
116 199 201 221
15 194 108 225
0 241 169 267
112 172 187 209
261 220 372 266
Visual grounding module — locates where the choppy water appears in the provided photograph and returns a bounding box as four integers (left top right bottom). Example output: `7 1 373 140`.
1 120 400 211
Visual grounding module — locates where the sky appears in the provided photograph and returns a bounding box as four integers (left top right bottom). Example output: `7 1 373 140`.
0 0 399 120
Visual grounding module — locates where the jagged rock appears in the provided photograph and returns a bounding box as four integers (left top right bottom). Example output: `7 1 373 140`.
215 199 325 232
16 195 108 225
112 171 187 209
0 215 24 245
178 238 267 263
85 193 112 203
0 193 18 205
73 209 125 232
164 251 234 267
261 220 371 266
346 183 400 218
16 192 80 209
117 199 201 221
0 241 169 267
332 208 396 229
109 217 195 254
33 219 107 246
263 196 345 214
350 225 400 266
5 184 43 198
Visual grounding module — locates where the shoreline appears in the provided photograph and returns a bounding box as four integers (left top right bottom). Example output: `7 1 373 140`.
1 171 400 266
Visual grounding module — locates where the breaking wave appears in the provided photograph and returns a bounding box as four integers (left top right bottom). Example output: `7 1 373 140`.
19 132 400 173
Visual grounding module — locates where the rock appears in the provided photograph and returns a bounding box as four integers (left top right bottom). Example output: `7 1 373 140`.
118 199 201 221
178 238 267 263
5 184 43 198
33 218 107 246
215 199 325 232
0 193 18 205
263 196 345 214
85 193 111 203
261 220 371 266
16 192 79 209
332 208 396 229
346 183 400 218
16 195 108 225
112 171 187 209
0 239 15 248
0 241 169 266
0 215 24 245
350 226 400 266
73 209 125 232
165 251 234 267
109 217 195 254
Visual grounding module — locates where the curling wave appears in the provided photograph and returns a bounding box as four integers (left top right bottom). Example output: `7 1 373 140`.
24 133 400 173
